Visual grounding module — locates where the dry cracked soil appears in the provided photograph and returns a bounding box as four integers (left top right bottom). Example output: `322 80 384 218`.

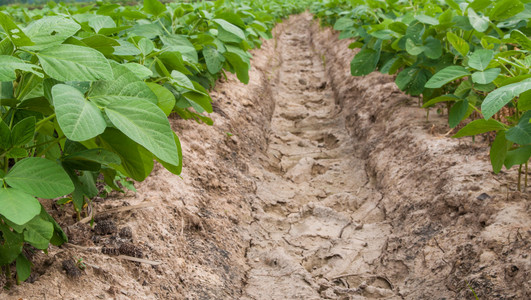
3 13 530 300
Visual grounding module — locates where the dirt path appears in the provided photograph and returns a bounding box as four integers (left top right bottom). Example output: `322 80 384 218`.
5 14 530 300
242 16 393 299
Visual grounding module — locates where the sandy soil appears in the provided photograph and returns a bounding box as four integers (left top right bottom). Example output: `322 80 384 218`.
3 13 530 300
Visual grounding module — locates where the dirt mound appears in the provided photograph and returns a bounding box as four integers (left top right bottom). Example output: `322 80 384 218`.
4 13 529 300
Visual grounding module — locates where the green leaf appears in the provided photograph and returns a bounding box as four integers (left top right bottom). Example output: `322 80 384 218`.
143 0 166 16
0 55 42 81
468 49 494 71
490 130 510 173
510 30 531 51
471 68 501 84
449 100 469 128
469 0 493 12
22 16 81 51
0 12 34 47
203 46 225 74
62 148 121 170
123 63 153 79
16 254 31 281
0 188 40 225
0 121 11 149
98 128 154 181
351 48 379 76
468 8 489 32
11 116 35 147
146 83 175 116
482 78 531 119
424 37 442 59
156 132 182 175
489 0 524 21
453 119 507 137
388 22 407 35
5 157 74 199
104 98 179 166
423 94 461 108
506 111 531 145
334 17 355 31
518 90 531 111
137 38 154 56
23 215 53 250
160 35 198 63
37 44 113 82
447 32 469 57
504 145 531 169
88 63 158 107
405 38 424 55
81 34 120 56
213 19 245 40
414 14 439 25
224 51 250 84
425 66 471 88
52 84 106 141
170 70 194 90
38 206 67 246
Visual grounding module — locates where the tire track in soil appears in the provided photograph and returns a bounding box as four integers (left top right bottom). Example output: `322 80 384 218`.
242 15 395 299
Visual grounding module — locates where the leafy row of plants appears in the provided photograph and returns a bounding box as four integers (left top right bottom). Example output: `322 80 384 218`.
311 0 531 188
0 0 308 283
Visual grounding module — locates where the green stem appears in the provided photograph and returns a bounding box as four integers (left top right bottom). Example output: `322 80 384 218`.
34 114 56 132
35 135 65 158
23 134 65 151
525 161 528 191
518 164 522 192
158 19 172 36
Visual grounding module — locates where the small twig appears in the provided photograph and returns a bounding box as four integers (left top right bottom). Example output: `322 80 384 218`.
78 202 155 224
117 255 162 266
434 237 446 253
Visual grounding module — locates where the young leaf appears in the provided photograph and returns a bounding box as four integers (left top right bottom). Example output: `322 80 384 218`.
468 8 489 33
482 78 531 119
446 32 469 57
23 216 53 250
453 119 507 137
425 66 471 88
16 254 31 282
52 84 106 141
143 0 167 17
505 111 531 145
0 188 41 225
490 130 510 173
489 0 525 21
5 157 74 199
146 83 175 116
468 49 494 71
504 145 531 169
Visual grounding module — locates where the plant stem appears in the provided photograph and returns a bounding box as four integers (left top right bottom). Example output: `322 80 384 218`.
34 114 56 132
525 161 528 191
517 164 522 192
23 135 64 151
35 135 65 157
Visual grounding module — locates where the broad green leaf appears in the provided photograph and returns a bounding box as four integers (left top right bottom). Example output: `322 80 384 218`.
468 8 489 32
11 116 35 147
37 44 113 82
490 130 510 173
0 12 34 47
469 0 492 12
449 100 469 128
137 38 154 56
334 17 355 31
143 0 166 16
146 82 175 116
224 51 250 84
23 215 53 250
81 34 120 56
395 67 416 91
124 63 153 79
99 128 154 181
414 14 439 25
405 39 424 55
160 35 198 63
5 157 74 198
38 206 67 246
170 70 194 90
16 254 31 281
423 94 460 108
447 32 469 56
62 148 121 170
425 66 471 88
52 84 106 141
104 98 179 165
424 37 442 59
453 119 507 137
518 90 531 111
0 188 40 225
489 0 524 21
471 68 501 84
203 46 225 74
504 145 531 169
482 78 531 119
23 16 81 51
88 63 157 107
351 48 379 76
0 55 42 81
388 22 407 35
113 40 142 56
0 222 23 264
156 132 182 175
468 49 494 71
88 15 116 33
213 19 245 40
0 121 11 149
506 111 531 145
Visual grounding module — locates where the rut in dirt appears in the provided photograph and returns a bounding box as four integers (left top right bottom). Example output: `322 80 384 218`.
242 16 394 299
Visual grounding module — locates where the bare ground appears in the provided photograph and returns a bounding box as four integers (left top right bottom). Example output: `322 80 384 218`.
3 14 530 300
